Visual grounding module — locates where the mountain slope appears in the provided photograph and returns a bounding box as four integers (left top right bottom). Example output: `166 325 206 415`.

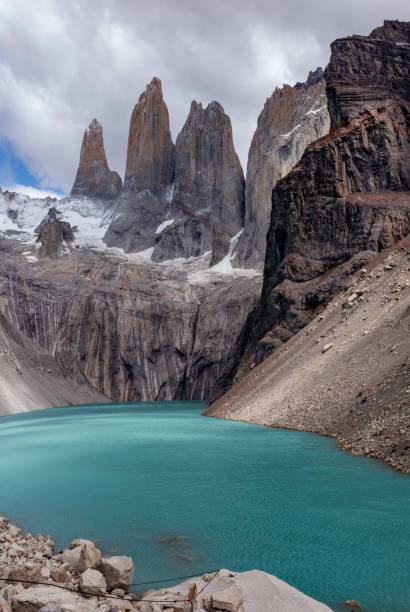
206 237 410 472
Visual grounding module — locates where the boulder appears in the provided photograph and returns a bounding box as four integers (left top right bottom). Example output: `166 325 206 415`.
211 586 244 611
62 540 101 572
9 585 84 611
98 556 134 591
79 568 107 596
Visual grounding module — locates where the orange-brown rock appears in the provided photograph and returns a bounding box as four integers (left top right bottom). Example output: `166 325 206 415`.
124 77 174 194
70 119 122 201
235 68 330 268
104 78 175 252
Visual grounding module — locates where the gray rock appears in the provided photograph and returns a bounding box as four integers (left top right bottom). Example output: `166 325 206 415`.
211 586 243 611
10 585 84 611
235 68 329 269
80 568 107 596
98 557 134 591
62 541 101 573
153 100 244 264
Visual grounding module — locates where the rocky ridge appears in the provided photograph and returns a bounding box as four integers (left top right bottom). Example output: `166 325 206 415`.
234 68 330 268
70 119 122 203
0 516 332 611
104 78 246 264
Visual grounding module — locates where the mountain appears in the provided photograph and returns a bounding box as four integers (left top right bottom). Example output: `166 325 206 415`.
104 80 245 265
234 68 330 269
104 77 175 252
207 20 410 472
152 100 245 265
70 118 122 203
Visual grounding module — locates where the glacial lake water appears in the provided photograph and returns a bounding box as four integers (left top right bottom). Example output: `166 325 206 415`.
0 402 409 611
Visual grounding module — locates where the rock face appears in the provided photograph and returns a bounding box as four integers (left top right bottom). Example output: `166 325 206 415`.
104 77 175 252
37 216 75 258
0 244 261 403
152 100 245 264
235 70 329 269
70 118 122 201
211 21 410 404
234 68 330 269
104 80 244 264
262 20 410 301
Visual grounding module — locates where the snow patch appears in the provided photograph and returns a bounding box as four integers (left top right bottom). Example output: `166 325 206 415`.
155 219 174 234
305 105 327 116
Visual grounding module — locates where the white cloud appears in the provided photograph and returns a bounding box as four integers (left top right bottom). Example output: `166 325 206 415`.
0 0 408 191
2 183 63 200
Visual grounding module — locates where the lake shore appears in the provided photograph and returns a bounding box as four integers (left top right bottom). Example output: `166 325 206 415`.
0 514 333 611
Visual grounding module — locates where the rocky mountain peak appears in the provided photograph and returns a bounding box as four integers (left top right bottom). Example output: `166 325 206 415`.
124 76 175 194
234 69 330 268
152 97 244 263
325 19 410 130
70 119 122 201
294 67 324 90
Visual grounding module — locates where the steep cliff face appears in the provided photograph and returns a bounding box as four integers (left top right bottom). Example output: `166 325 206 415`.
70 119 122 202
0 287 106 416
104 78 175 252
234 69 330 269
215 20 410 389
263 20 409 299
152 101 244 264
0 239 261 403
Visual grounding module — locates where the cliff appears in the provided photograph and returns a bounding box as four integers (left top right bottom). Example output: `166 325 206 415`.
234 69 330 268
208 20 410 472
0 302 106 417
152 100 245 264
0 238 261 404
70 119 122 202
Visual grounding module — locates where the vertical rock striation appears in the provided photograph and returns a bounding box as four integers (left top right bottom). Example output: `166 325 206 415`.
104 78 175 252
70 119 122 202
152 100 245 264
234 69 330 269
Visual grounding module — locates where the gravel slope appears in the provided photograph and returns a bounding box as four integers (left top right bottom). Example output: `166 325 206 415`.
206 238 410 473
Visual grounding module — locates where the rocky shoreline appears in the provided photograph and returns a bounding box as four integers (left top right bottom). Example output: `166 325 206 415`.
0 515 336 611
207 239 410 475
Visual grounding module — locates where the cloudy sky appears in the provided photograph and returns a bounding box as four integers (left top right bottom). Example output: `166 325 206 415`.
0 0 408 197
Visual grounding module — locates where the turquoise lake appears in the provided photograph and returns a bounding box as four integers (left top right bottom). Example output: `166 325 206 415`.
0 402 409 611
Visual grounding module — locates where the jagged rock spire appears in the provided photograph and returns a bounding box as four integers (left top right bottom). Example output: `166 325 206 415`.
70 119 122 201
124 77 175 194
152 99 244 263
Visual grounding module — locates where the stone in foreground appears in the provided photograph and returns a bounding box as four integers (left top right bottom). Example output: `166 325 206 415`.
98 556 134 590
79 568 107 596
9 585 86 611
135 568 332 612
62 539 101 572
